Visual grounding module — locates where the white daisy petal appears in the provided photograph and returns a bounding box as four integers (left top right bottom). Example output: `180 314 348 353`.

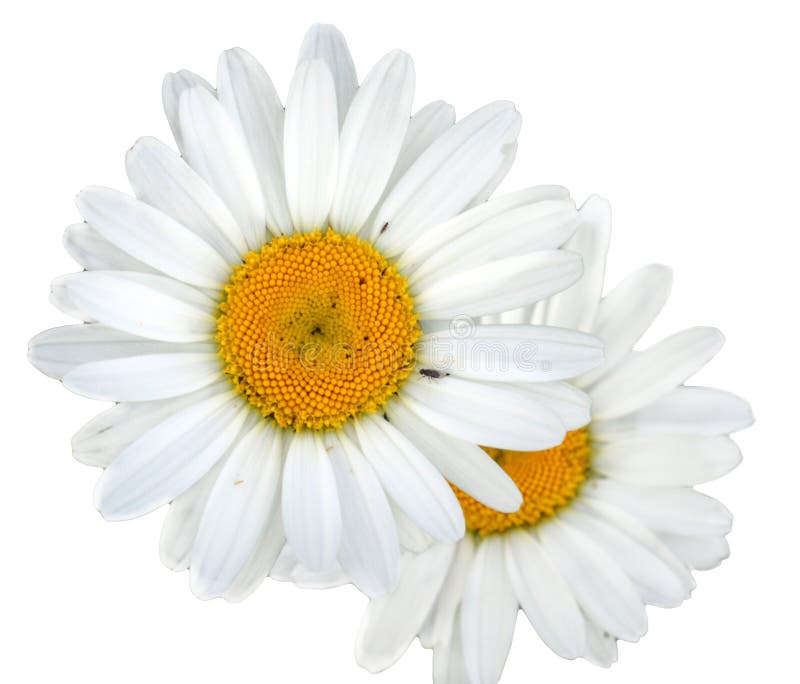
504 529 585 659
283 60 339 231
63 222 158 274
178 86 267 249
576 264 673 387
330 50 415 233
28 324 198 380
371 101 522 253
386 400 521 514
51 271 216 343
410 199 579 288
583 615 618 667
217 47 292 236
224 507 286 602
63 352 221 402
537 519 648 642
75 186 230 288
419 536 475 648
415 324 603 383
656 532 730 571
517 381 592 431
355 413 464 543
459 535 518 684
397 185 571 274
414 250 583 321
589 327 725 419
71 384 227 468
468 142 517 207
327 431 400 597
281 430 342 571
162 70 215 153
392 502 434 554
592 386 754 438
125 136 247 260
95 391 247 520
586 479 733 537
191 420 283 599
383 101 456 200
539 195 611 332
592 434 742 486
160 455 227 571
563 505 694 608
355 544 456 673
432 620 468 684
297 23 358 127
399 374 566 451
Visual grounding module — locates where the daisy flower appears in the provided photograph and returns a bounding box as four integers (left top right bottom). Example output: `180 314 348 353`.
28 24 604 601
355 196 753 681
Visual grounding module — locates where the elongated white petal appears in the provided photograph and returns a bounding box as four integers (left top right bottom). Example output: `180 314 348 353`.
217 48 292 236
657 532 730 571
537 519 647 642
72 384 227 468
432 620 468 684
415 324 603 383
281 430 342 571
504 529 585 659
162 70 215 152
460 536 518 684
126 136 247 260
28 324 206 379
52 271 216 343
63 222 157 274
371 102 522 252
571 499 695 606
577 264 673 387
410 199 579 288
64 352 220 402
383 101 455 200
327 431 400 597
355 414 464 542
468 142 517 207
415 250 582 321
583 616 618 667
592 386 754 438
592 434 742 486
95 392 246 520
283 60 339 231
160 455 227 571
400 374 566 451
517 381 592 430
223 505 286 602
356 544 456 673
589 327 725 419
386 400 521 513
397 185 570 274
75 187 230 288
191 421 283 599
297 23 357 126
586 478 733 537
419 536 474 648
330 51 414 232
179 87 267 250
538 195 611 332
392 502 434 553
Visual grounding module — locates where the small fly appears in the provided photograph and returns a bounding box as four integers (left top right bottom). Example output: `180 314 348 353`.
419 368 449 380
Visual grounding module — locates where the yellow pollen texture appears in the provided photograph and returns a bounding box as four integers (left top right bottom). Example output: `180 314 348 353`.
216 229 420 430
455 428 591 536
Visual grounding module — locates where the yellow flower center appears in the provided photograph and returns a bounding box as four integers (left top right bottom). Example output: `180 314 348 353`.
455 428 591 536
216 229 420 430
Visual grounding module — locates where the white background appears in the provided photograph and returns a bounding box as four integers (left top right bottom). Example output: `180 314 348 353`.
2 1 795 682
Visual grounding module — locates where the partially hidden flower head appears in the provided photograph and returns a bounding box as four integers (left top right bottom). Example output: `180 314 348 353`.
28 24 605 601
354 199 753 681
